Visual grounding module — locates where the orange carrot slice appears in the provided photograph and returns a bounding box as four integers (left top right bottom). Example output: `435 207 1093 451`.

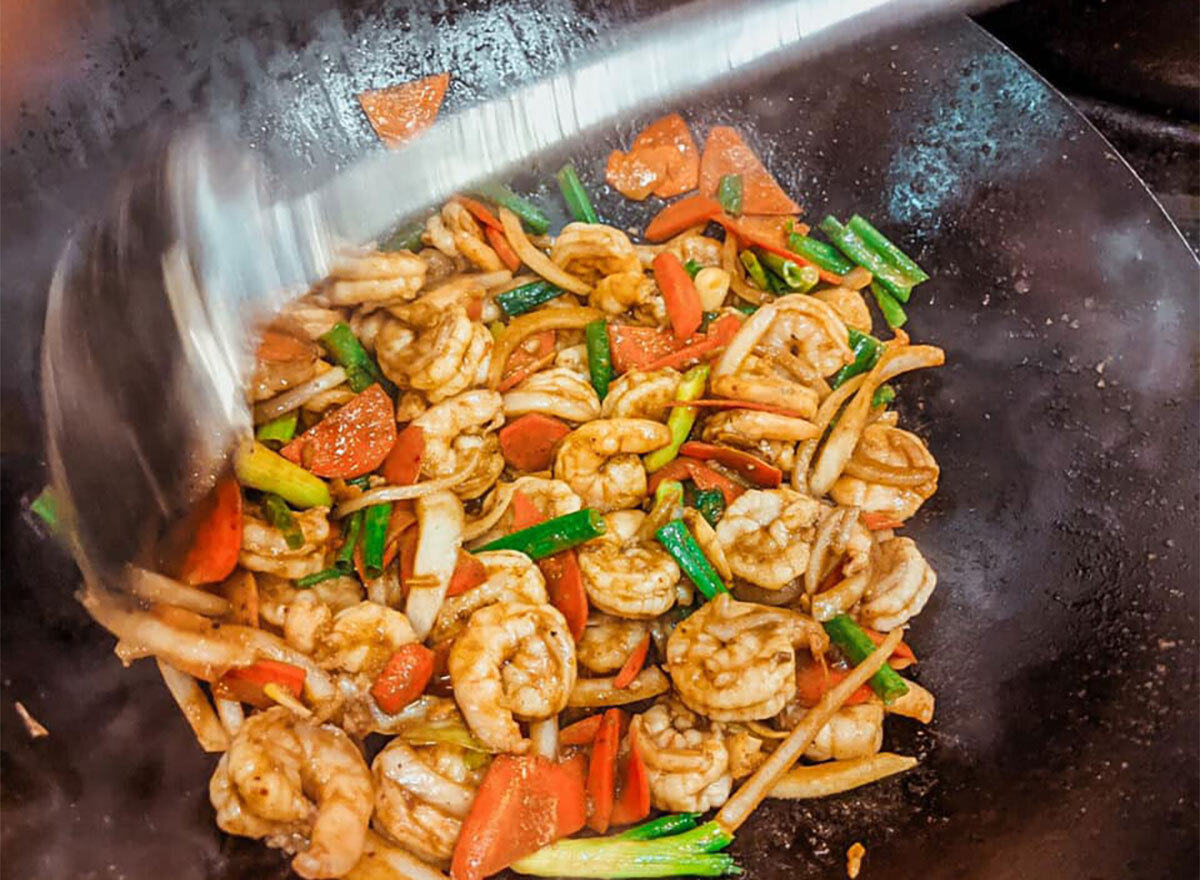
699 126 800 215
643 194 722 242
613 634 651 690
606 113 701 200
358 73 450 146
499 413 572 473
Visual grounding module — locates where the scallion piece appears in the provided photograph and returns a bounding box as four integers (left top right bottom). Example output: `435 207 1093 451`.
335 510 365 571
644 364 709 472
473 182 551 234
262 494 305 550
683 259 703 280
619 813 702 841
585 319 613 400
475 509 606 559
717 173 743 217
255 411 298 445
831 329 883 388
29 486 63 536
655 520 727 601
295 567 343 589
496 280 565 317
319 322 396 395
234 442 331 509
786 233 855 275
556 163 599 224
848 214 929 283
361 503 392 579
689 487 726 527
758 251 819 292
823 614 910 704
872 384 896 408
870 280 908 328
819 216 912 303
512 820 737 878
379 217 427 253
739 250 770 290
734 302 758 316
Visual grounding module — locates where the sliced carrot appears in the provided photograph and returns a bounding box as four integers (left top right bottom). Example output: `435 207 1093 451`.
643 194 722 243
560 714 605 747
863 512 906 531
734 214 805 252
652 252 703 341
371 643 435 714
679 441 782 488
641 313 740 372
794 659 873 708
256 328 317 364
586 708 622 833
540 549 588 641
281 384 396 479
358 72 450 147
381 503 418 570
485 225 522 272
498 413 572 472
180 477 243 586
213 659 306 709
613 634 651 690
455 195 504 231
607 313 741 375
646 457 743 505
687 399 812 419
863 626 918 666
510 489 547 532
466 296 485 321
497 350 556 393
605 113 701 200
383 424 425 486
609 729 651 827
498 330 557 392
446 550 488 597
699 126 800 215
715 214 844 286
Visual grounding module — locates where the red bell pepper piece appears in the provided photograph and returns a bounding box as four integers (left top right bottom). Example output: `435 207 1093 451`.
609 729 651 827
371 643 435 714
213 659 306 709
180 477 243 585
652 251 703 341
586 708 622 833
679 441 782 488
613 634 651 690
646 457 743 505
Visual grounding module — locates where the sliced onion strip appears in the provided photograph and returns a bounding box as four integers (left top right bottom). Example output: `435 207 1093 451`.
253 366 347 424
768 753 918 800
498 208 590 295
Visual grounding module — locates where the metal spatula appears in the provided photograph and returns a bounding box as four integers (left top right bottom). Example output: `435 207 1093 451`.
41 0 976 583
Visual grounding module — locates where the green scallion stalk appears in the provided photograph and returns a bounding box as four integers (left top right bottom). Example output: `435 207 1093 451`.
29 486 63 536
683 259 703 280
847 214 929 283
475 509 606 559
261 494 305 550
556 163 600 224
716 173 743 217
644 364 709 472
619 813 702 841
689 487 726 527
585 319 613 400
512 821 737 878
235 442 331 509
830 329 883 389
655 520 727 601
739 251 770 290
872 384 896 408
473 182 551 234
319 322 396 395
870 280 908 328
361 503 392 579
823 614 910 704
786 233 855 275
255 411 298 445
758 251 819 292
335 510 365 571
819 216 912 303
496 280 565 317
734 302 758 316
295 567 343 589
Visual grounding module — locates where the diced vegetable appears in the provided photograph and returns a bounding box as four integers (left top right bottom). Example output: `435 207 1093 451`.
794 658 873 707
823 614 910 704
281 384 397 479
644 363 709 472
214 659 306 709
689 487 726 527
499 413 572 472
682 259 703 280
361 503 393 579
540 549 588 641
870 280 908 328
699 126 799 215
557 163 600 224
653 252 703 342
678 442 782 488
862 626 918 665
655 520 727 601
644 314 739 373
647 458 742 506
447 549 488 597
498 329 559 392
847 214 929 283
512 820 737 878
497 280 567 317
295 567 343 588
587 708 622 833
510 490 546 531
319 322 395 395
476 509 606 559
872 385 896 408
609 733 651 827
643 195 722 243
739 250 769 290
619 813 701 841
862 512 905 530
560 714 605 747
585 319 614 400
452 753 588 880
758 251 819 292
383 424 425 486
180 477 243 586
336 510 365 571
456 195 504 230
831 329 883 389
787 232 855 275
614 635 652 690
819 217 912 303
716 173 743 217
255 411 298 445
371 643 435 714
261 493 304 550
484 225 522 271
358 72 450 146
606 314 740 375
606 113 701 200
474 182 551 234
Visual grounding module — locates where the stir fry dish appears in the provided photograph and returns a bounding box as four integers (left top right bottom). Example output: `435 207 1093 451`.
74 107 945 880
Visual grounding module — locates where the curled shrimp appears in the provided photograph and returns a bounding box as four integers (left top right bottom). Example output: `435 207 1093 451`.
440 201 504 272
830 423 939 522
239 507 331 580
502 366 601 423
554 418 672 511
250 329 320 403
448 602 576 753
715 488 823 591
631 697 731 812
589 271 658 316
430 550 548 644
551 223 642 284
257 573 363 630
209 707 373 879
577 510 680 619
411 390 505 499
372 738 484 865
326 250 427 306
666 592 823 721
803 704 885 762
291 600 417 675
813 286 872 333
856 536 937 631
600 369 682 421
576 613 652 675
376 307 492 403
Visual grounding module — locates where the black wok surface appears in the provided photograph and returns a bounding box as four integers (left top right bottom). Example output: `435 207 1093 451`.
2 2 1197 878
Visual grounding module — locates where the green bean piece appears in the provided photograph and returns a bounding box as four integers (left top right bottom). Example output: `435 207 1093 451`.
758 251 819 292
255 411 299 445
473 182 551 234
496 280 566 317
717 173 743 217
29 486 63 536
361 503 393 579
734 302 758 316
335 510 365 571
831 329 883 388
823 614 910 704
319 322 396 395
786 233 855 275
739 250 770 290
475 509 606 559
819 216 912 303
655 520 727 601
295 567 343 589
556 163 600 224
870 280 908 328
847 214 929 283
262 494 305 550
585 319 613 400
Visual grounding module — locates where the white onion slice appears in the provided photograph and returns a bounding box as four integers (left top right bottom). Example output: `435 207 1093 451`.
253 367 347 424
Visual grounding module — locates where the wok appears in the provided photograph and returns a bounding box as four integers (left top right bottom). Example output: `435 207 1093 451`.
1 1 1196 878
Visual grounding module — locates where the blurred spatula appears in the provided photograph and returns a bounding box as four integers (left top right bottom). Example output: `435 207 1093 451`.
42 0 979 584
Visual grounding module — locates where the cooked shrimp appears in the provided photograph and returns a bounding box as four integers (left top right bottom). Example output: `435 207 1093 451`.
631 697 731 812
251 331 320 402
551 223 642 284
757 294 854 383
576 614 651 675
502 366 602 423
411 390 505 499
441 201 504 272
701 409 819 444
804 704 885 762
376 308 492 403
813 286 872 333
430 550 548 644
372 738 484 865
276 304 345 343
327 250 427 306
554 343 590 378
589 271 657 316
577 510 680 619
856 536 937 631
554 418 672 511
715 489 822 591
600 369 682 421
317 602 417 675
240 507 331 580
209 707 373 879
830 424 939 522
258 573 363 630
448 602 576 753
667 592 822 721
